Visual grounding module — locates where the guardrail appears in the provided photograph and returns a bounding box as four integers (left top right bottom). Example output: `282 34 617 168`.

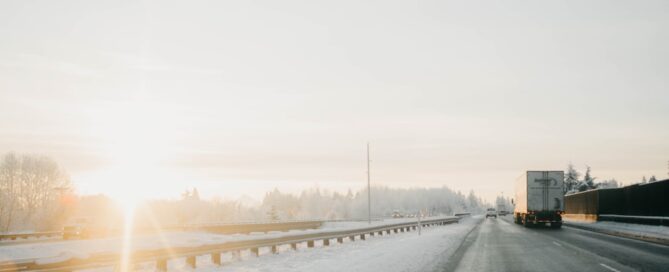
0 231 62 242
0 217 461 271
186 220 323 234
0 221 323 244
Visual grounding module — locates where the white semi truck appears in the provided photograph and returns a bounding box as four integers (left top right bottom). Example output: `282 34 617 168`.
513 171 564 228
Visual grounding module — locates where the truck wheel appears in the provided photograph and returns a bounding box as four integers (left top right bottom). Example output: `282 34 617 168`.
522 216 531 228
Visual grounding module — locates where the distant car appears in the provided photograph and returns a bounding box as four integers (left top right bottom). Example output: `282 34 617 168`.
498 210 507 216
391 211 404 218
486 208 497 218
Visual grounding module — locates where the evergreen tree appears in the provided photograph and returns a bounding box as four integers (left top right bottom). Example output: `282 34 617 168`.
565 163 580 194
467 190 481 213
267 205 280 221
641 176 647 184
578 166 597 192
649 176 657 183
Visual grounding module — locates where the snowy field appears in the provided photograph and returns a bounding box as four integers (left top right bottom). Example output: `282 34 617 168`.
0 217 458 264
105 215 482 272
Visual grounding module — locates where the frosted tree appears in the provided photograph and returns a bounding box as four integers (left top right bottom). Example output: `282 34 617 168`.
267 205 280 221
0 153 71 232
467 190 483 213
564 163 580 194
578 166 596 192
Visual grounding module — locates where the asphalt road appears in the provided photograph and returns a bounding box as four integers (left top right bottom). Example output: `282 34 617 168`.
436 215 669 272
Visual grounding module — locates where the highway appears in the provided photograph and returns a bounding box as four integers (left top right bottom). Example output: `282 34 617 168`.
436 215 669 272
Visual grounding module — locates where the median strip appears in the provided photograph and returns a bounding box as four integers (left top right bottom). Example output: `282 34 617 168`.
0 217 462 271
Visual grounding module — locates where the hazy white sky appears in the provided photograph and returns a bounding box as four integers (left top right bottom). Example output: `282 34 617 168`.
1 0 668 203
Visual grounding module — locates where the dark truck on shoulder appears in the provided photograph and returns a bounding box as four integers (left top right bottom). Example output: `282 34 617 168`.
513 171 564 228
63 217 110 239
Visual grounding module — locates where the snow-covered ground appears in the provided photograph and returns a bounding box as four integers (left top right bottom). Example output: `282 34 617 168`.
123 215 482 272
564 219 669 240
0 217 458 264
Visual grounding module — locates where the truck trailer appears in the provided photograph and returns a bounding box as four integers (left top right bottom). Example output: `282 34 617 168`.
513 171 564 228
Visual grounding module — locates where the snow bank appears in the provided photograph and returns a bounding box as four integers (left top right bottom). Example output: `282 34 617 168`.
183 216 481 272
0 217 456 264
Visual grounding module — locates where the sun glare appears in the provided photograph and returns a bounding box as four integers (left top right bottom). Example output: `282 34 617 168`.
84 99 182 205
84 99 182 271
119 202 136 272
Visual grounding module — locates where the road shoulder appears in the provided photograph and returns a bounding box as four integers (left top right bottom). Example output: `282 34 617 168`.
563 221 669 246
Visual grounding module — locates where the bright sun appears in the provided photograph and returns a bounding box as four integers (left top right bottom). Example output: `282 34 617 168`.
83 98 182 212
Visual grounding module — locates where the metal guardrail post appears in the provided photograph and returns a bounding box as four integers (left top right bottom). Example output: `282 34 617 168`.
211 252 221 265
186 256 196 268
156 259 167 271
307 241 314 248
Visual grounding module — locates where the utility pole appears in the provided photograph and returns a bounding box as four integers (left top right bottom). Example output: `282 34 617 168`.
367 142 371 225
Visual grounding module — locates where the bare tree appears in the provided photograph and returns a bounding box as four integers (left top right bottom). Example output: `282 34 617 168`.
0 153 20 232
0 153 71 232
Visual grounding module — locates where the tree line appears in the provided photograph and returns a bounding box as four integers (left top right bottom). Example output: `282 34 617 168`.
564 163 620 194
0 151 488 232
563 163 663 195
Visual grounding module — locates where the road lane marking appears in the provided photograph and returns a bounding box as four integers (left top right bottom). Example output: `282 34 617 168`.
600 263 621 272
552 241 562 247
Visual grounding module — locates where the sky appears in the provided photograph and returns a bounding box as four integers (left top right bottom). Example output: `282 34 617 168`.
1 0 668 203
